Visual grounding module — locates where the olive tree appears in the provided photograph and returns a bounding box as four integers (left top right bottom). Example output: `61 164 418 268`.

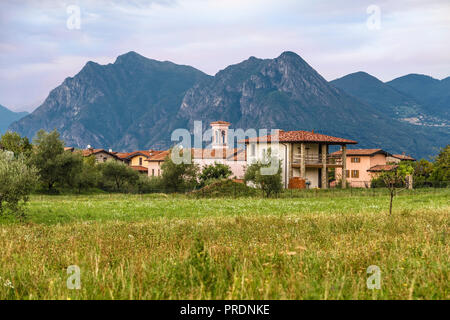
378 162 414 215
0 151 38 218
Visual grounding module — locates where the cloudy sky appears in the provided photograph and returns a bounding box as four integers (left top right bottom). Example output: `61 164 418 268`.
1 0 449 112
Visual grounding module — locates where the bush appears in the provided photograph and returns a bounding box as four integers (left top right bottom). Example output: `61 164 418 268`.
190 179 257 198
244 153 283 197
199 163 232 187
0 151 38 219
136 175 163 194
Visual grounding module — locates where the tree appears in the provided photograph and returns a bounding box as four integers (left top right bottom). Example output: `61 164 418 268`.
378 162 414 215
199 162 232 186
411 159 434 187
0 131 33 158
99 160 139 192
430 145 450 186
160 154 199 192
0 151 38 219
244 153 283 197
30 129 78 192
72 155 100 193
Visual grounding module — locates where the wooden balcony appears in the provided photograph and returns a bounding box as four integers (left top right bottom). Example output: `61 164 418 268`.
292 154 343 168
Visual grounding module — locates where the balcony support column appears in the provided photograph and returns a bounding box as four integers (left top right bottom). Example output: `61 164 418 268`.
289 143 293 180
342 145 347 189
300 143 306 179
321 144 327 189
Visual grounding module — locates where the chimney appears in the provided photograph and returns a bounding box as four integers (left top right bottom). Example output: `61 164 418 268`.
109 148 113 153
402 152 405 155
87 145 93 150
311 129 314 134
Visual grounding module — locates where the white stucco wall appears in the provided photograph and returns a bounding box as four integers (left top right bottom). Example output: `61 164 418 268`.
246 142 322 188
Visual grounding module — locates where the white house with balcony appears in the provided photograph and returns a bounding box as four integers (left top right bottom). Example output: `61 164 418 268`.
242 130 357 189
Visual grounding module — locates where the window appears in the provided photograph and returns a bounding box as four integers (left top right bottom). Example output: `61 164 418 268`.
351 157 360 163
345 170 350 177
139 157 143 166
250 143 256 156
152 169 155 176
158 169 160 176
351 170 359 178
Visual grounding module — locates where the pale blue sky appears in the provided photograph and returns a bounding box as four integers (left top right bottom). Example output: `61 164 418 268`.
1 0 449 111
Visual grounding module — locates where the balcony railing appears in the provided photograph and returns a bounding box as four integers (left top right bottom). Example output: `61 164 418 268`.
292 154 343 166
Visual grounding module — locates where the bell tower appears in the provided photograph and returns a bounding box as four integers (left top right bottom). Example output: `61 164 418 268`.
210 121 230 149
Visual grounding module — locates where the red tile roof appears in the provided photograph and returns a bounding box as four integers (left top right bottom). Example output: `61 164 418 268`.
331 149 390 156
210 121 231 126
241 130 357 144
130 166 148 172
82 148 118 158
392 154 416 161
146 150 170 162
368 164 398 172
146 148 246 162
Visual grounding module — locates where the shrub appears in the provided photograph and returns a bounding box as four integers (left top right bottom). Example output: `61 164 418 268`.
199 163 232 187
190 179 257 198
136 175 163 194
0 151 38 219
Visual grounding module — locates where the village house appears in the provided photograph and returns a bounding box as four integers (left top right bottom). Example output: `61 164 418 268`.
115 150 157 174
332 149 416 188
146 150 170 177
242 130 357 189
81 146 121 163
387 153 416 163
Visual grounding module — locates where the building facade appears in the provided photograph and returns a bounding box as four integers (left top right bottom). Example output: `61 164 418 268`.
243 130 357 189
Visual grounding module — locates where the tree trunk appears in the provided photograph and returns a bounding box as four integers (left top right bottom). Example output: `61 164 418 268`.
389 190 394 215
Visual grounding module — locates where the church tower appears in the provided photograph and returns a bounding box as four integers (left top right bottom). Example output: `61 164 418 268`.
210 121 230 149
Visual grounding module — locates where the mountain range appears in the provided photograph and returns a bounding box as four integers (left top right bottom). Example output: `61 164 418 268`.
8 51 450 159
0 105 28 135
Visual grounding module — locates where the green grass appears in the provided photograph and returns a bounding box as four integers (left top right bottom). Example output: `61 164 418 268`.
0 189 448 299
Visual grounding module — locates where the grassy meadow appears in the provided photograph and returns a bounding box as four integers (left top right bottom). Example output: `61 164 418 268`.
0 189 448 300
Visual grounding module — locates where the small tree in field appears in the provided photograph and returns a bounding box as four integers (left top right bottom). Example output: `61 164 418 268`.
0 151 38 219
244 151 283 197
378 163 413 215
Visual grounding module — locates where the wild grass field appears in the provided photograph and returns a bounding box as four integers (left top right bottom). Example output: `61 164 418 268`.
0 189 448 300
